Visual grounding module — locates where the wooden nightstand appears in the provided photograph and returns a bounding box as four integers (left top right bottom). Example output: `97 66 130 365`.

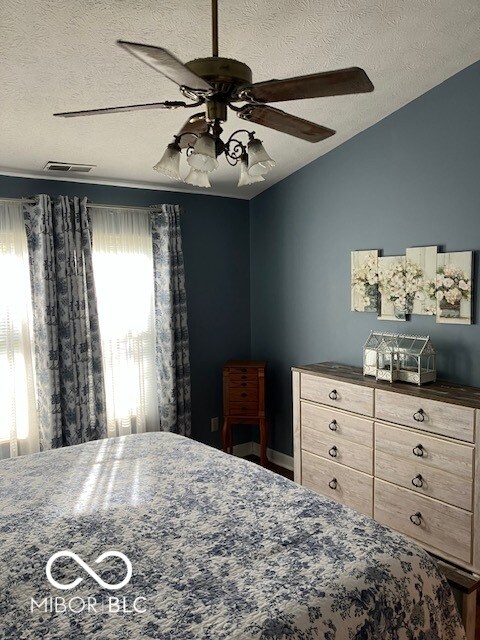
222 360 268 466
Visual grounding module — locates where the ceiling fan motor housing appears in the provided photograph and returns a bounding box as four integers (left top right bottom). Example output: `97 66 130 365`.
186 57 252 122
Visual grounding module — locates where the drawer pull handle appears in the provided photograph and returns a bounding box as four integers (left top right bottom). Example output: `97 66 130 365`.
328 478 337 490
413 409 425 422
241 368 247 372
409 512 422 526
412 474 424 488
328 445 338 458
241 392 247 397
329 390 338 400
329 420 338 431
241 383 246 387
241 375 247 380
412 444 424 457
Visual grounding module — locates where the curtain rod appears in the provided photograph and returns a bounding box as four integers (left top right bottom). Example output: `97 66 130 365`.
0 197 164 212
0 197 35 204
87 203 164 212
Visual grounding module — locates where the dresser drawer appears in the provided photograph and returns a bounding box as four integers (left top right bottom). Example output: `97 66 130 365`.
229 388 258 402
302 450 373 517
375 450 472 511
228 401 258 416
375 389 475 442
302 426 373 474
374 479 472 564
301 374 373 416
375 422 473 479
301 402 373 447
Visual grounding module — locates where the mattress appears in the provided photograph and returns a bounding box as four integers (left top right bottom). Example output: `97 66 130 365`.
0 432 465 639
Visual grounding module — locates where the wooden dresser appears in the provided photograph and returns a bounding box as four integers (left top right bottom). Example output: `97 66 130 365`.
292 362 480 574
223 360 267 466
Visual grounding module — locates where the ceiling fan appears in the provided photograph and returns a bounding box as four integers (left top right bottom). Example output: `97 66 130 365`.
54 0 374 188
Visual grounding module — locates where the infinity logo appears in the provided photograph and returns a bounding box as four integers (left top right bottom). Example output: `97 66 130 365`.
46 551 133 591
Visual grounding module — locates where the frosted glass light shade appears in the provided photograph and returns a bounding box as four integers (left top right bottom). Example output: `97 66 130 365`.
247 138 275 176
237 154 265 186
187 134 219 173
153 142 182 181
184 167 211 188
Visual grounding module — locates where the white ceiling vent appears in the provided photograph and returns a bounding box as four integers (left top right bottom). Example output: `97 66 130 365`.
43 161 95 173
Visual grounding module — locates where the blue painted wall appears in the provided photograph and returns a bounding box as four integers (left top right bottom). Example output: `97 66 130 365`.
250 61 480 456
0 176 251 448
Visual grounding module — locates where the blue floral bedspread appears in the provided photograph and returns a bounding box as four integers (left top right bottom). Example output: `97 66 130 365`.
0 433 465 639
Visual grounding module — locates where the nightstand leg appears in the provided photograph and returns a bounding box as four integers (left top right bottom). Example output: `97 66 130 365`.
260 418 268 467
222 418 231 455
461 590 476 640
227 420 233 454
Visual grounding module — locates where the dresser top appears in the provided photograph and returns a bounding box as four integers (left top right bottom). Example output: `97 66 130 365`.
292 362 480 408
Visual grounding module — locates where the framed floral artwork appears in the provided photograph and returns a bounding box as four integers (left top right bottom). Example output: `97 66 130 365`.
435 252 472 324
351 250 379 312
405 246 438 315
378 256 407 321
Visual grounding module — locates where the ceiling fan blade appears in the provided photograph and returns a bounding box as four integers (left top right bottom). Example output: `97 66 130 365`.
240 67 374 103
54 101 189 118
176 113 209 148
238 105 335 142
117 41 212 93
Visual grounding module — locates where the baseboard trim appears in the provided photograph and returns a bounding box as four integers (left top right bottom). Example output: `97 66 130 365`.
232 442 254 458
232 441 294 472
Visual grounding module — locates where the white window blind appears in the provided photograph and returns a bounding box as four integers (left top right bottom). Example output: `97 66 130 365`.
91 208 158 438
0 202 39 458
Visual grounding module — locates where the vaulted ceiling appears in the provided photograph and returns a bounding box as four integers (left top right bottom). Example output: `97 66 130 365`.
1 0 479 199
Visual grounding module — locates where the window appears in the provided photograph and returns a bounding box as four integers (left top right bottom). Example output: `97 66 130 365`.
0 203 39 458
91 208 158 437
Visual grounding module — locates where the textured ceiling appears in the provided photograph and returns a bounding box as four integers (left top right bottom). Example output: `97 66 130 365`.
1 0 479 200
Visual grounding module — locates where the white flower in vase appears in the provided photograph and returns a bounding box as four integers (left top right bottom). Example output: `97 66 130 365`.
436 263 471 318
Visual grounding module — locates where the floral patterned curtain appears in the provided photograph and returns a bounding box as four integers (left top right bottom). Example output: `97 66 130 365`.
23 195 107 449
151 205 191 437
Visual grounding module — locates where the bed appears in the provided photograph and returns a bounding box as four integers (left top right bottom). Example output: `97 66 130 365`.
0 432 466 639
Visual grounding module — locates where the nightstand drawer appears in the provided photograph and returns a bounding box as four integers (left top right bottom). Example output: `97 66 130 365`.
375 449 472 511
229 379 258 389
229 373 258 384
302 451 373 517
228 401 258 416
228 367 259 377
375 422 473 479
374 479 472 564
375 389 475 442
301 374 373 416
302 425 373 474
229 388 258 402
301 402 373 447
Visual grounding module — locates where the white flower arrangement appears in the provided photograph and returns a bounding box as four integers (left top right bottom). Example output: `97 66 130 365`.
352 255 378 288
379 260 424 310
435 265 471 305
352 254 378 310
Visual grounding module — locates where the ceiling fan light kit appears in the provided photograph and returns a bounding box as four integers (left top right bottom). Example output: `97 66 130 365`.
186 133 219 173
184 166 212 188
246 139 276 177
54 0 374 189
153 141 182 181
238 154 265 186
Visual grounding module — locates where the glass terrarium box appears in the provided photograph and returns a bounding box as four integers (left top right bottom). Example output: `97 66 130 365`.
363 332 436 386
